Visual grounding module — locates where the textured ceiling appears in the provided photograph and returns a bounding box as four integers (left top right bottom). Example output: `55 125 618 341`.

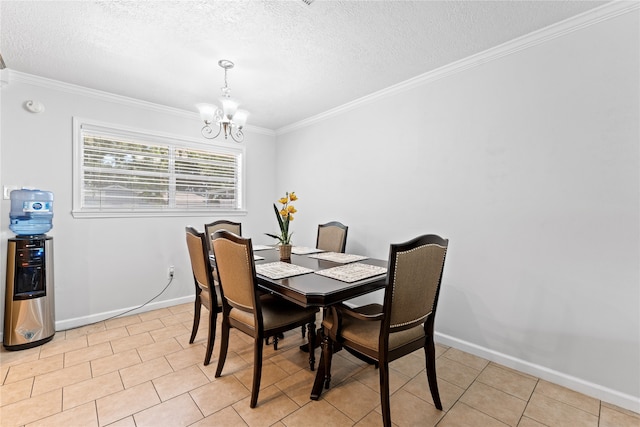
1 1 609 131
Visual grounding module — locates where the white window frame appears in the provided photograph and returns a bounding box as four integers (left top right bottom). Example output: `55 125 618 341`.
72 117 246 218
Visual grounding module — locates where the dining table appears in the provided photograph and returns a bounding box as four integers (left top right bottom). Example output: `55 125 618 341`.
251 245 388 400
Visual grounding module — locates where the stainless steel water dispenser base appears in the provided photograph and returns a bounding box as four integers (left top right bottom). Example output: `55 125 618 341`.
3 236 56 350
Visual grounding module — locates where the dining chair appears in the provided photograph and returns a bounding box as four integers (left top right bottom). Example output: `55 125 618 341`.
204 220 242 255
211 230 320 408
316 221 349 253
185 226 223 366
321 234 449 427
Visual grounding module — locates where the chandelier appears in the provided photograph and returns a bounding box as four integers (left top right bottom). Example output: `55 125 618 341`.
196 59 249 143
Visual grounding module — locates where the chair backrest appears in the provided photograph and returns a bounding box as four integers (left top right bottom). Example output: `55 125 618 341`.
382 234 448 335
316 221 348 253
185 226 216 292
211 230 259 315
205 220 242 254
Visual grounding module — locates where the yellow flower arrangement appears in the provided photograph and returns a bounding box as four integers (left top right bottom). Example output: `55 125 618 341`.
266 191 298 245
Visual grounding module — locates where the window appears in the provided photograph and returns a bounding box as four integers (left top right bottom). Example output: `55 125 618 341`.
72 118 245 217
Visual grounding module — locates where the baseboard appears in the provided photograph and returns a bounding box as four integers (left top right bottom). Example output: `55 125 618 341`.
54 295 194 332
436 332 640 414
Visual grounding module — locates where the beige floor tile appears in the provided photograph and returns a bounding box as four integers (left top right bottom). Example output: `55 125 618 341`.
200 351 250 381
119 356 174 389
0 388 62 427
110 332 154 354
133 393 203 427
136 338 182 361
165 344 207 371
283 400 354 426
190 374 250 416
353 364 411 396
126 319 166 336
103 416 136 427
0 377 33 407
270 345 315 375
64 322 106 339
189 405 249 427
32 361 92 396
233 360 290 394
523 392 598 427
104 314 141 331
517 417 548 427
87 326 130 346
96 381 161 426
138 307 174 322
90 349 141 377
39 335 88 358
533 379 600 415
0 346 41 369
160 311 194 327
4 353 64 384
152 364 209 401
599 404 640 427
384 388 445 427
25 400 98 427
601 401 640 417
442 347 490 371
438 402 509 427
354 410 386 427
402 375 464 411
63 342 113 367
168 303 193 315
388 352 426 378
233 385 300 427
150 323 191 342
324 379 381 422
459 381 527 426
433 356 481 390
274 367 317 406
63 371 124 410
477 364 538 401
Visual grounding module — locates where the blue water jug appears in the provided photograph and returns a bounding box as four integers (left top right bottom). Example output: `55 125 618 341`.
9 189 54 235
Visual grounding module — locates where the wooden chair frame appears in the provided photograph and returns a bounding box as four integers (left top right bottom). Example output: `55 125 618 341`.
185 226 222 366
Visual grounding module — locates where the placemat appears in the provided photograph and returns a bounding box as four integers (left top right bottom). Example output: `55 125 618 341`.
291 246 325 255
307 252 368 264
255 262 314 280
315 263 387 283
252 244 274 251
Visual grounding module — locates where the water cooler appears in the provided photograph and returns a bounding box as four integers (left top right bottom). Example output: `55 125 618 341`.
4 189 55 350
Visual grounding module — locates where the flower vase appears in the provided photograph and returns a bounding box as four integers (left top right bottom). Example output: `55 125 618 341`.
279 244 292 261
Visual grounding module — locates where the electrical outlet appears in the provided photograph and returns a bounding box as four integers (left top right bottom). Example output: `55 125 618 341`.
168 265 175 279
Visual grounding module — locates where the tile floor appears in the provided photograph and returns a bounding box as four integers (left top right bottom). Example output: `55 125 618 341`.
1 303 638 427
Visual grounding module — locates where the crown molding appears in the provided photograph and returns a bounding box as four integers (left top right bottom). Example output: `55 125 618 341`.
276 0 639 135
6 70 275 137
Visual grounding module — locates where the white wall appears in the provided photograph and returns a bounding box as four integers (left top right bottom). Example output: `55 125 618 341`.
275 9 639 410
0 76 277 330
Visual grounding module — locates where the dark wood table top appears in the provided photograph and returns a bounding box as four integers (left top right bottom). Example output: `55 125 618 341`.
254 247 388 308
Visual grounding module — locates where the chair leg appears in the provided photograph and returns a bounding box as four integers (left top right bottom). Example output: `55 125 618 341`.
301 325 306 338
425 335 442 410
214 319 230 378
307 322 316 371
321 333 333 389
379 361 392 427
204 309 217 366
189 299 201 344
250 335 264 408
